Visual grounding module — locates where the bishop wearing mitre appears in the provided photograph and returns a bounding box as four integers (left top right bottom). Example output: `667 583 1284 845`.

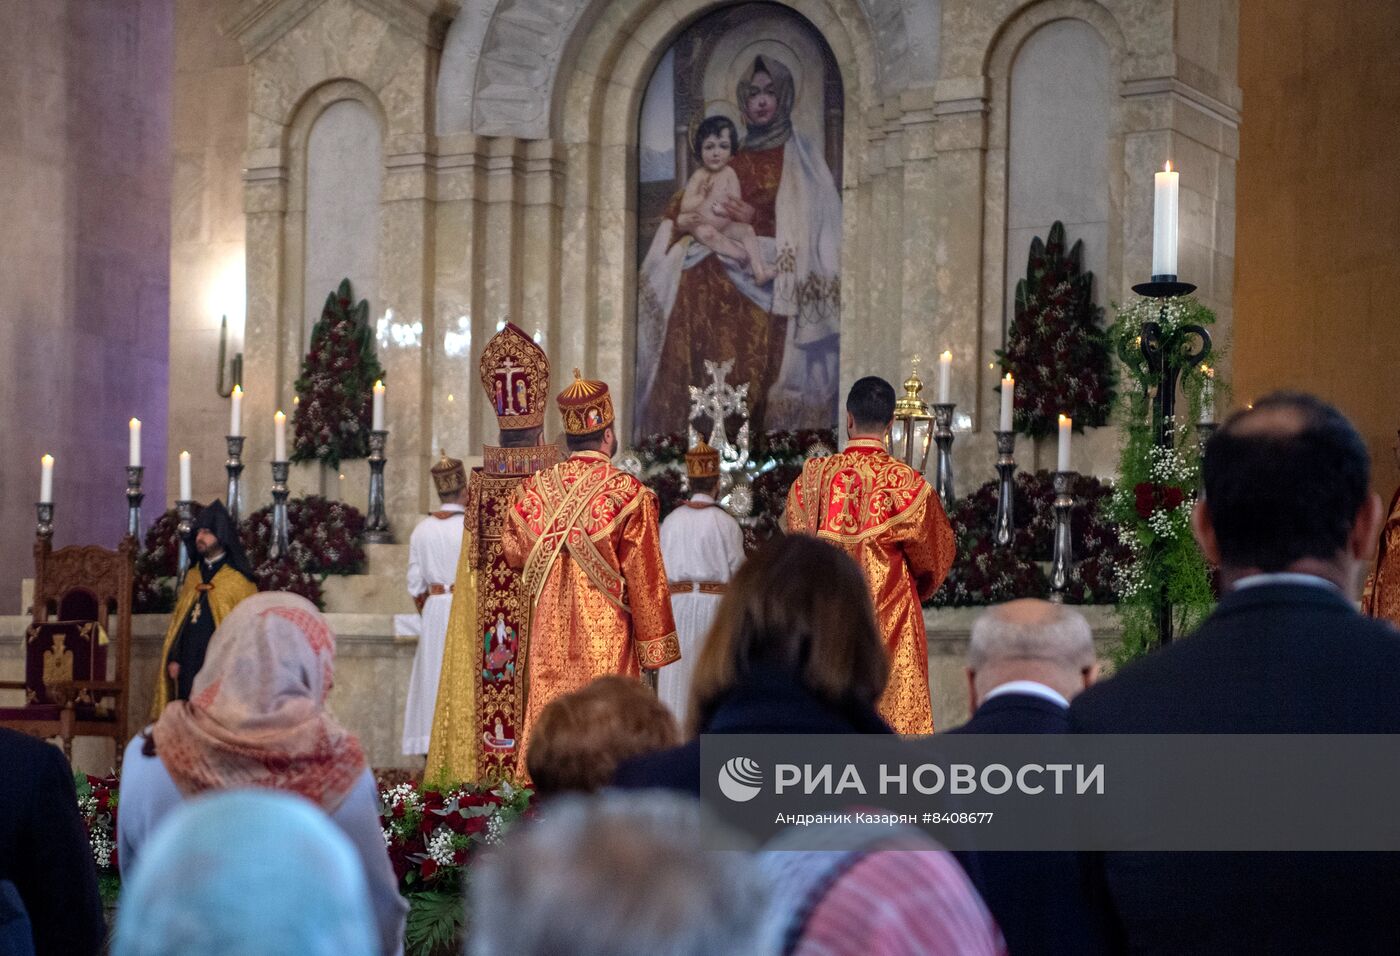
785 376 955 734
502 370 680 773
426 322 560 784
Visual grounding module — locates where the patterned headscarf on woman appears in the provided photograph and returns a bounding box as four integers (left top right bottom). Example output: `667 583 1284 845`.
151 591 366 811
737 55 796 152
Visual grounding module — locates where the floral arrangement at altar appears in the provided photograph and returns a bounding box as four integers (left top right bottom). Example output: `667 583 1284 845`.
929 471 1130 607
291 278 385 470
74 772 121 906
133 497 367 613
380 779 532 956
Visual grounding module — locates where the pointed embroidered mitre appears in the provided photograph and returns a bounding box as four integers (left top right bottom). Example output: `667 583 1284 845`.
479 322 550 431
557 368 615 436
685 440 721 479
430 449 467 496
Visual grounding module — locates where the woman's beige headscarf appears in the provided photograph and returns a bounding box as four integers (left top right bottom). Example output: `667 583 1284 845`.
152 591 366 812
737 55 796 152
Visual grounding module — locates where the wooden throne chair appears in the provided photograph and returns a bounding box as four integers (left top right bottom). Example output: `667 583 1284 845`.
0 533 135 764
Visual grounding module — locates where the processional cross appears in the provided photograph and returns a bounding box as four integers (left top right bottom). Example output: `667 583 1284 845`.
688 359 750 472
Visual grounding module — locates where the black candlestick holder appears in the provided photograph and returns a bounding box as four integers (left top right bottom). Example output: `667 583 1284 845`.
36 502 54 540
1049 470 1077 604
175 499 196 584
225 436 245 524
126 466 144 542
932 403 955 511
994 430 1016 547
364 429 393 544
270 461 291 559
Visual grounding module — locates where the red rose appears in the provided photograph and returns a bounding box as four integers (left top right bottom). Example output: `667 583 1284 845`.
464 815 489 836
1163 487 1185 511
419 815 436 834
1134 483 1156 519
419 859 438 879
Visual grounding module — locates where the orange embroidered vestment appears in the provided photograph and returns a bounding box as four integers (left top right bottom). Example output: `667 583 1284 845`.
502 451 680 771
1364 486 1400 627
785 438 956 734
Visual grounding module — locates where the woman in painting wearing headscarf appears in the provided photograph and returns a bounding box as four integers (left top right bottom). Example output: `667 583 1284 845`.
637 55 842 438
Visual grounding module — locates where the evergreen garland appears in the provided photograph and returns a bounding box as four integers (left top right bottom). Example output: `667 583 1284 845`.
291 278 384 469
999 222 1115 438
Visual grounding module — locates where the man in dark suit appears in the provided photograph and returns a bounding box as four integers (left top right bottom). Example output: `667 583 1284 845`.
0 729 105 956
947 600 1111 954
1071 391 1400 952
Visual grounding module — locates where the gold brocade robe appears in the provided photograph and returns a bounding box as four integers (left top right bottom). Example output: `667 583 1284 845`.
426 443 560 785
151 564 257 716
1363 487 1400 627
785 438 956 734
502 451 681 773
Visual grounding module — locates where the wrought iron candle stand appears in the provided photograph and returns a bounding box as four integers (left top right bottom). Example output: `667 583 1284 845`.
225 436 245 524
1130 273 1212 644
932 403 956 511
994 430 1017 547
270 461 291 559
364 429 394 544
175 499 196 584
126 466 145 542
36 502 54 540
1049 470 1077 604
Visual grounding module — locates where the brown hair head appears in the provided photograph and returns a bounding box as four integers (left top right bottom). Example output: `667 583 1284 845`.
687 533 888 736
526 675 680 796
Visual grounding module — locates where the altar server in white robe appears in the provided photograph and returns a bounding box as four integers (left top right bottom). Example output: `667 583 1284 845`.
658 441 747 722
402 451 469 755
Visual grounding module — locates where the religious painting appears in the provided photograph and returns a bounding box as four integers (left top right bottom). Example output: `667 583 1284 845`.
634 3 844 442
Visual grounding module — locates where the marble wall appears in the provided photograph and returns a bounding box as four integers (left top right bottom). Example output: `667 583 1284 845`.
0 0 173 612
1234 0 1400 496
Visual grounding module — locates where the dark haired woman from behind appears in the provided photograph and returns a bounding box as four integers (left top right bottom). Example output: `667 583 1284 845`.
613 534 892 794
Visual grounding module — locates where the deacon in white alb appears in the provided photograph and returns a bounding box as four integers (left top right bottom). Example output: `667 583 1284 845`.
401 451 469 755
657 441 746 723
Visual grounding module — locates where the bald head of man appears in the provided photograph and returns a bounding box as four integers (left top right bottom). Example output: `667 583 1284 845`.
966 599 1098 711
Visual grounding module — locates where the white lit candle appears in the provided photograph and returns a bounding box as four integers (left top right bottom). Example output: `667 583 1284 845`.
179 451 192 501
229 384 243 437
1152 161 1179 279
274 410 287 461
40 455 53 503
1057 414 1073 471
372 380 386 431
128 418 142 468
938 351 952 404
999 374 1015 432
1200 367 1216 423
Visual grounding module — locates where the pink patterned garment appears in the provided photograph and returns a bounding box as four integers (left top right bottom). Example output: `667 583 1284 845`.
153 592 366 812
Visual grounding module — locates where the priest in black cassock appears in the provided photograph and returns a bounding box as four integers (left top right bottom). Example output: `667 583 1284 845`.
150 500 257 714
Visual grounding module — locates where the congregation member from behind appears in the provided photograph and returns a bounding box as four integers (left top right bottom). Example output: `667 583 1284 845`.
613 533 893 794
469 791 777 956
0 728 104 956
117 593 407 956
112 791 377 956
946 600 1112 955
1071 391 1400 952
525 674 680 797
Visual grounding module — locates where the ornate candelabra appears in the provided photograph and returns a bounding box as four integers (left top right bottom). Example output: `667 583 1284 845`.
36 502 54 540
125 466 145 542
932 403 956 510
175 499 196 583
225 436 245 524
1131 273 1212 643
994 430 1017 547
1049 470 1077 604
269 461 291 559
364 429 393 544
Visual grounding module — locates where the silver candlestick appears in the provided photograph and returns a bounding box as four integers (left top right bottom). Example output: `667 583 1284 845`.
994 430 1017 547
270 461 291 559
364 429 393 544
126 466 145 542
175 499 196 584
36 502 54 540
1196 422 1217 494
225 436 245 524
1049 470 1077 604
932 403 956 511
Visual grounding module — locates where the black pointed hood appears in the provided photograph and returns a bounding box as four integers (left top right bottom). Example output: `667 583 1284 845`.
185 500 256 583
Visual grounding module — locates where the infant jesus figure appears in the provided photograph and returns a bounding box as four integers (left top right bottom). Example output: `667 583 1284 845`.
678 115 774 285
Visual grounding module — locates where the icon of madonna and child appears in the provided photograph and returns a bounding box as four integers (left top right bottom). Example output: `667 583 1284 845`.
635 13 844 440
